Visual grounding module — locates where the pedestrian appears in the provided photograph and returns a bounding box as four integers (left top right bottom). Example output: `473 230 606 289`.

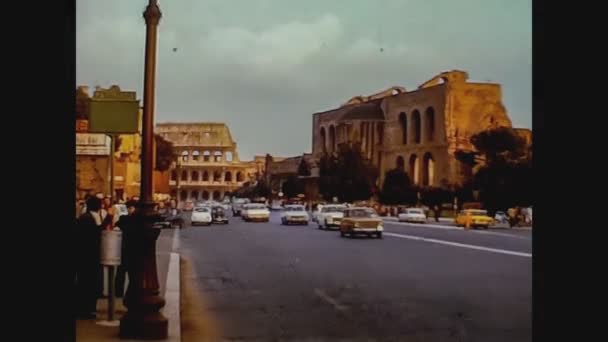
75 196 104 319
115 200 137 298
434 205 441 222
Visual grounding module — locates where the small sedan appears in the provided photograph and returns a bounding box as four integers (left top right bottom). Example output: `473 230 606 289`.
242 203 270 222
339 207 383 238
455 209 494 229
398 208 427 223
211 206 229 224
280 205 310 225
191 206 212 226
316 205 347 230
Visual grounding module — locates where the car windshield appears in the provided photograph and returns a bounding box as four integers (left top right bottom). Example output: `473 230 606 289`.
249 204 267 209
322 206 345 213
347 208 377 218
286 206 304 211
194 207 210 213
407 209 423 214
466 210 488 215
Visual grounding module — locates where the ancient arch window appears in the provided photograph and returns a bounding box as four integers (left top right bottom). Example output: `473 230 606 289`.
202 191 210 200
329 125 336 153
399 112 407 144
192 150 200 161
181 170 188 181
320 127 327 153
214 151 223 162
171 170 177 181
422 152 435 186
425 107 435 142
412 110 421 144
202 171 209 182
213 191 221 201
181 150 189 162
396 156 405 170
170 189 177 199
236 171 244 182
225 151 233 162
213 170 222 182
191 171 199 182
225 171 232 182
180 190 188 201
409 154 419 185
203 151 211 162
191 190 199 200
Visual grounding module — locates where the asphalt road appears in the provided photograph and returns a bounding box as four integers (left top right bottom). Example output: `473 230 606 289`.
176 211 531 342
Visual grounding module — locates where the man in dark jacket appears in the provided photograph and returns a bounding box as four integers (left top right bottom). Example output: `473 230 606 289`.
114 200 137 298
75 197 103 319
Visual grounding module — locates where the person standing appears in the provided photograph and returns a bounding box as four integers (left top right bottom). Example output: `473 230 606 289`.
114 200 137 298
75 197 104 319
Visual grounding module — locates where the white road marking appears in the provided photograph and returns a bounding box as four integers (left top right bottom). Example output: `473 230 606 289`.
383 220 531 240
172 227 180 252
164 252 181 342
314 288 348 312
383 232 532 258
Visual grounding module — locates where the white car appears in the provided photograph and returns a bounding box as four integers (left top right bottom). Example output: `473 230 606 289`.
280 205 310 225
398 208 427 223
241 203 270 222
191 206 212 226
316 205 347 230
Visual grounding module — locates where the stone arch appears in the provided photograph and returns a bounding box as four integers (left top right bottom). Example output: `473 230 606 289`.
170 189 177 199
236 171 244 182
170 170 177 181
412 110 421 144
396 155 405 170
409 154 419 185
399 112 407 144
181 150 189 162
202 170 209 181
191 171 199 182
225 171 232 182
202 191 210 200
203 151 211 162
329 125 336 153
225 151 233 162
213 170 222 182
422 152 435 186
191 190 200 200
213 191 221 200
425 107 435 142
192 150 200 161
180 190 188 201
320 127 327 153
214 151 223 162
181 170 188 182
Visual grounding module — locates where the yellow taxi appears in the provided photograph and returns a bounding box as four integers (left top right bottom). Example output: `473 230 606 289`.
455 209 494 229
339 207 383 238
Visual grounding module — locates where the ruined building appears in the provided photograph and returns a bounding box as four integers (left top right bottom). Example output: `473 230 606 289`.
312 70 529 188
156 123 261 202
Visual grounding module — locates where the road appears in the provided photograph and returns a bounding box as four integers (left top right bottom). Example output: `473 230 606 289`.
175 211 531 342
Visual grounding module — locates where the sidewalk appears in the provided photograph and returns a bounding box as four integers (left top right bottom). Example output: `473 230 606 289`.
76 229 180 342
382 217 533 230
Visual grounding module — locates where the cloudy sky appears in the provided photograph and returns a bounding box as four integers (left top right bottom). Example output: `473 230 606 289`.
77 0 531 160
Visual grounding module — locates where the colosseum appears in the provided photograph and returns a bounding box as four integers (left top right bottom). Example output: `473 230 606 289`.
312 70 529 188
156 122 264 202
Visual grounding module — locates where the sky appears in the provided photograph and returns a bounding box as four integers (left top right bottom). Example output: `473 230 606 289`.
77 0 531 160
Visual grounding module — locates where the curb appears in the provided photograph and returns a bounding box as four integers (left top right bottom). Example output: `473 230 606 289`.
163 252 181 342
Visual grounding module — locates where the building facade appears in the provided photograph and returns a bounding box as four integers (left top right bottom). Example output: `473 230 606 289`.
156 122 260 202
312 70 526 188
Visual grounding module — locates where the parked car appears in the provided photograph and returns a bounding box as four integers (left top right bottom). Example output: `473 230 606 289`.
211 205 229 224
232 198 250 216
455 209 494 229
316 204 347 230
241 203 270 222
280 205 310 225
494 211 508 224
339 207 383 238
191 206 212 226
398 208 427 223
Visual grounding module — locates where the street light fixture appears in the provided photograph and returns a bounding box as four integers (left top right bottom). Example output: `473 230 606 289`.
119 0 168 339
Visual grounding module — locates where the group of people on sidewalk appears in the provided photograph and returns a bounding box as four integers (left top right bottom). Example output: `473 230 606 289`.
73 193 138 320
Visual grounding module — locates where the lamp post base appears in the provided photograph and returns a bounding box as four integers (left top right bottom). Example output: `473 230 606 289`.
119 311 167 340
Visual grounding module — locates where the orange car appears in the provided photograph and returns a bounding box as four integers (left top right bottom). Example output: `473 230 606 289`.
339 207 383 239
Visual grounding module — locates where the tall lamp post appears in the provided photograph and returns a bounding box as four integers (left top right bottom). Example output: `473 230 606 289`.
119 0 168 339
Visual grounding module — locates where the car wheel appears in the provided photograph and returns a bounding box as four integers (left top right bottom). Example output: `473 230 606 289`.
340 231 345 237
318 222 323 230
377 232 383 239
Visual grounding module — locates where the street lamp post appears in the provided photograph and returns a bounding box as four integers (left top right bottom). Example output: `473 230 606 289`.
119 0 168 339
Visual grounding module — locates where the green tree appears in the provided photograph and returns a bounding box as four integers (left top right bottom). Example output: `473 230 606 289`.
297 158 311 176
379 168 415 205
154 134 174 172
282 175 303 199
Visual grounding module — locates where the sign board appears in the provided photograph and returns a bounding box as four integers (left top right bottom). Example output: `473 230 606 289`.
100 229 122 266
89 100 139 134
76 133 111 156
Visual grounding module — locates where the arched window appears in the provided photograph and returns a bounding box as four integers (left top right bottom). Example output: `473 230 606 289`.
329 125 336 153
423 152 435 186
203 151 211 162
236 171 244 182
202 171 209 182
396 156 405 170
202 191 210 200
213 171 222 182
171 170 177 181
181 150 189 162
192 150 200 161
412 110 421 144
225 171 232 182
399 112 407 144
214 151 222 162
225 151 233 162
212 191 221 200
409 154 419 185
191 190 199 200
180 190 187 201
170 189 177 199
425 107 435 142
191 171 199 182
320 127 327 153
181 170 188 182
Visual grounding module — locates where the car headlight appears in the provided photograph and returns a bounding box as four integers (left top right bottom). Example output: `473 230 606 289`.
377 224 383 231
354 222 360 228
326 217 333 223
